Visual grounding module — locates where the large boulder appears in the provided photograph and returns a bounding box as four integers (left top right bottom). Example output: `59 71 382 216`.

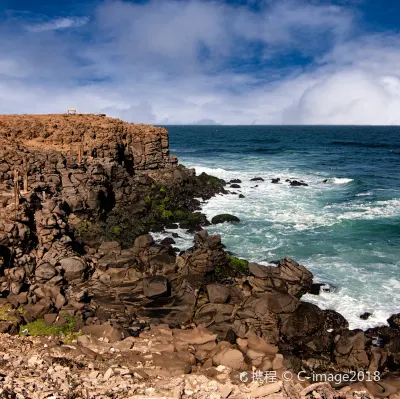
248 258 313 298
58 257 88 282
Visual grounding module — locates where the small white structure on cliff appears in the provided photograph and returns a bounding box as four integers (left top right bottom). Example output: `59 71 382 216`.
67 108 76 114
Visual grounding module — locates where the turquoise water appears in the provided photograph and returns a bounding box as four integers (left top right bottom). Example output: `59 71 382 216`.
163 126 400 329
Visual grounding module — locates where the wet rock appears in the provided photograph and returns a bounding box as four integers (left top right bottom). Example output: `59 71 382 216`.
230 184 241 188
290 180 308 187
239 194 245 198
211 214 240 224
250 177 264 182
229 179 242 183
360 312 372 320
271 178 280 184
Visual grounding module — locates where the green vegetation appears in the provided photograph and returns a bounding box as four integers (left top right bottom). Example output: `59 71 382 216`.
20 313 77 337
111 226 122 236
228 254 249 273
0 304 22 322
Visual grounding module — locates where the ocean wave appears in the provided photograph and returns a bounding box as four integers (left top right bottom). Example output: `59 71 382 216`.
330 177 354 184
331 141 399 149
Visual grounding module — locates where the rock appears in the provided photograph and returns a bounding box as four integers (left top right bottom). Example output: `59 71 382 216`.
309 283 335 295
230 184 241 188
143 276 168 298
388 313 400 330
44 313 58 326
290 180 308 187
271 178 280 184
206 284 230 304
250 177 264 182
229 179 242 184
81 323 124 343
211 214 240 224
247 333 278 355
134 234 154 248
160 237 175 246
35 263 57 281
250 381 282 397
239 194 245 198
214 348 246 371
360 312 372 320
58 257 87 282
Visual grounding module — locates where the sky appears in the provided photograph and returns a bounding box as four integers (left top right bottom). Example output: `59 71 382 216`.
1 0 400 125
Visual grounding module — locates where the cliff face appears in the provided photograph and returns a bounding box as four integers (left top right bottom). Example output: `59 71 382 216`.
0 114 177 171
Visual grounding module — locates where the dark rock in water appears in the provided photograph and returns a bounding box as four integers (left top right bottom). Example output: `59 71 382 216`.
251 185 258 188
271 178 280 184
166 223 179 229
229 179 242 184
239 194 245 198
360 312 372 320
172 233 180 238
186 226 203 234
290 180 308 187
323 179 329 183
388 313 400 330
160 237 175 246
309 283 335 295
211 214 240 224
250 177 264 182
230 184 241 188
172 247 180 253
285 179 291 183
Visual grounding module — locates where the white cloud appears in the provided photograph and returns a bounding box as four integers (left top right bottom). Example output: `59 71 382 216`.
1 0 400 125
25 17 89 32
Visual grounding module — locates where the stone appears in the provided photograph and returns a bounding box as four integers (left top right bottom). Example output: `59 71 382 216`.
250 381 282 397
143 276 168 298
206 284 230 304
388 313 400 330
81 323 124 343
360 312 372 320
211 214 240 224
35 263 56 281
58 257 87 282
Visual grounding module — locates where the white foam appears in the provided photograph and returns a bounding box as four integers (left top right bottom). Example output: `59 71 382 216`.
331 177 354 184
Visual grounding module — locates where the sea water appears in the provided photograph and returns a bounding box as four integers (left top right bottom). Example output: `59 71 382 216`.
161 125 400 330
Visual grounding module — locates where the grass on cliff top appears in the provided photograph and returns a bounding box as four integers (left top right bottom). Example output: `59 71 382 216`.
19 313 77 337
0 304 23 322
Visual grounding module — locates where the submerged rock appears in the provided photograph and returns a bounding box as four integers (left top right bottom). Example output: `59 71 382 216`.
211 214 240 224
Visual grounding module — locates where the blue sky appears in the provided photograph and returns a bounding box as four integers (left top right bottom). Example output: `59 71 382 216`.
1 0 400 124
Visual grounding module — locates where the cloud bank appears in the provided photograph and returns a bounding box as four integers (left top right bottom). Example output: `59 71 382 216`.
1 0 400 124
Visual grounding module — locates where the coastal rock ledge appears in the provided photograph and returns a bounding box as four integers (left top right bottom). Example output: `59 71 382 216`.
0 114 399 399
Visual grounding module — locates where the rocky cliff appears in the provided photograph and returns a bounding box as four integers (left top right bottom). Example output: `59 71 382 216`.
0 115 399 399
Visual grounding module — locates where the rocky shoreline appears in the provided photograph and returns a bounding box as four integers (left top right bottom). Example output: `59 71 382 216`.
0 115 399 398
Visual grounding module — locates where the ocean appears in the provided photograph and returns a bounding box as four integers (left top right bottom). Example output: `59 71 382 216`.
161 125 400 330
